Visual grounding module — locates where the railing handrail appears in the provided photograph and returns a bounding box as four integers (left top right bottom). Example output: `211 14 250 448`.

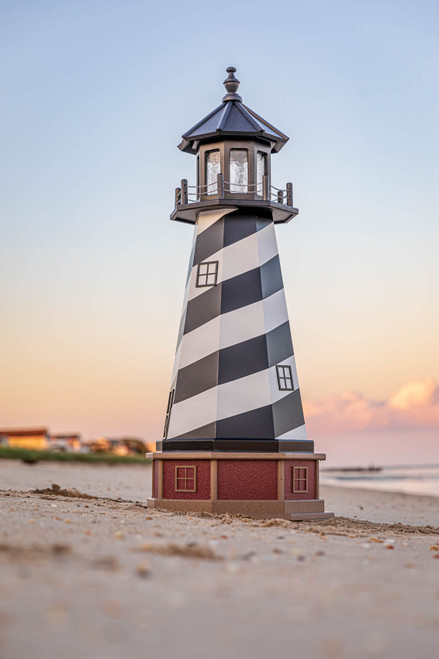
175 173 293 207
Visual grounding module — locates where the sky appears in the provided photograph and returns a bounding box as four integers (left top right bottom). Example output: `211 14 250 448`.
1 0 438 465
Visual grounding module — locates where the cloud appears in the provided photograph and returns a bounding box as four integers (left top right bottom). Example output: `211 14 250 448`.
303 378 439 434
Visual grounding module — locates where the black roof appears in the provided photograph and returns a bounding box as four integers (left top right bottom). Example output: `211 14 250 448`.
179 67 289 155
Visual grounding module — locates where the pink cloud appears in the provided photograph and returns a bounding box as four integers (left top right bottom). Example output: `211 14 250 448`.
303 378 439 434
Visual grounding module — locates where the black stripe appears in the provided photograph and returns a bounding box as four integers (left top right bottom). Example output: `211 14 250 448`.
193 218 224 266
193 213 272 268
168 421 216 440
176 319 294 401
183 283 222 334
217 404 274 439
176 304 188 350
174 351 219 404
185 234 197 284
266 321 294 367
223 215 258 248
171 390 305 441
273 389 305 437
221 266 262 314
260 254 284 299
183 258 284 337
256 218 272 232
176 318 294 403
218 334 268 385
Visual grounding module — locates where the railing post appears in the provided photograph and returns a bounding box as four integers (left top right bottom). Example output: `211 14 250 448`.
286 182 293 207
263 174 269 201
277 190 283 204
181 179 188 205
217 172 224 198
175 187 181 206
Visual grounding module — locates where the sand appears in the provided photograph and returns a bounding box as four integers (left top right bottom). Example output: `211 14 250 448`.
0 461 438 659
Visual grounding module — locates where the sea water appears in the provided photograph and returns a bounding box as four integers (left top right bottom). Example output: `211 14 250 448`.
320 465 439 498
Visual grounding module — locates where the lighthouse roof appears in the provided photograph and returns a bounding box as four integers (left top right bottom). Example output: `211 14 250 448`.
178 67 289 154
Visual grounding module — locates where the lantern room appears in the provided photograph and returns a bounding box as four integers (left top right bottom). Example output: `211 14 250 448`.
172 67 298 224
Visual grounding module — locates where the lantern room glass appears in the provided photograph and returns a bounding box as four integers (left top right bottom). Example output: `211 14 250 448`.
257 152 267 192
230 149 248 193
206 150 220 195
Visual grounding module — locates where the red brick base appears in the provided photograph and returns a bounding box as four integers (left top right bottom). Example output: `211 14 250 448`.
148 451 333 520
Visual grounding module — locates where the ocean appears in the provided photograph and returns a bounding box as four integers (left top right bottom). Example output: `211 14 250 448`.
320 464 439 498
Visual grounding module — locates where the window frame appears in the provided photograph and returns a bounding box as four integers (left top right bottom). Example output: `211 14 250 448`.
175 465 197 493
256 151 267 190
276 364 294 391
196 261 219 288
205 149 221 195
292 466 308 493
229 148 249 193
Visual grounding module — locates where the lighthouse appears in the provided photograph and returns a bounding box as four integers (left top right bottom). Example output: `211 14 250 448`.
147 67 333 520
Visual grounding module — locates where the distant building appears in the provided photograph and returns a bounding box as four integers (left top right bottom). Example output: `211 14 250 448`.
0 428 50 450
49 433 82 452
86 437 146 456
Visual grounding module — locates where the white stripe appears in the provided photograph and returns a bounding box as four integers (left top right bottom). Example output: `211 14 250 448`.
174 210 231 334
171 342 182 383
167 386 218 439
263 289 289 334
257 221 278 265
176 291 289 371
276 423 308 440
188 223 278 303
221 230 260 282
196 208 236 235
168 365 293 438
219 298 266 350
221 222 278 282
217 368 272 420
178 315 221 370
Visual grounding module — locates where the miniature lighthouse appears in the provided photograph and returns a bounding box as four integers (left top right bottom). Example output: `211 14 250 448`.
148 67 333 520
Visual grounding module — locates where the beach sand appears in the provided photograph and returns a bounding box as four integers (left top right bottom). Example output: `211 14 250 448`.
0 461 438 659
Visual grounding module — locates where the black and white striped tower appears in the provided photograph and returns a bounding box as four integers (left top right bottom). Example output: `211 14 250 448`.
148 68 333 520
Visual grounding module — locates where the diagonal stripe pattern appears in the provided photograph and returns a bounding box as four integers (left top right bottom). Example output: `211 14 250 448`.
164 209 308 448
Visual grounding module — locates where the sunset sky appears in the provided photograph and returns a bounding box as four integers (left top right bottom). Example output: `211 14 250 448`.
1 1 438 465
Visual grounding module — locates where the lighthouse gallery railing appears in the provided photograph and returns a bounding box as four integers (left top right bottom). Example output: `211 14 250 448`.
174 173 294 208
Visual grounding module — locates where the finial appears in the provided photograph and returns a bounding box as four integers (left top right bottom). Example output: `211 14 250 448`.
222 66 242 103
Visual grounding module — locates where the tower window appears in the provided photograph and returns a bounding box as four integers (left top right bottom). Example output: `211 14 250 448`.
230 149 248 193
206 150 220 194
163 389 175 439
292 467 308 493
196 261 219 287
175 466 197 492
276 364 294 391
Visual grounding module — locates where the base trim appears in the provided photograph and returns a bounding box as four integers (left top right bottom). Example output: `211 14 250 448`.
157 439 315 453
289 512 334 521
147 497 331 520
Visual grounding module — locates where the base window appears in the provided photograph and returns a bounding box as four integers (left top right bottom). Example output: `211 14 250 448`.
175 466 197 492
196 261 219 287
292 467 308 493
276 364 294 391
